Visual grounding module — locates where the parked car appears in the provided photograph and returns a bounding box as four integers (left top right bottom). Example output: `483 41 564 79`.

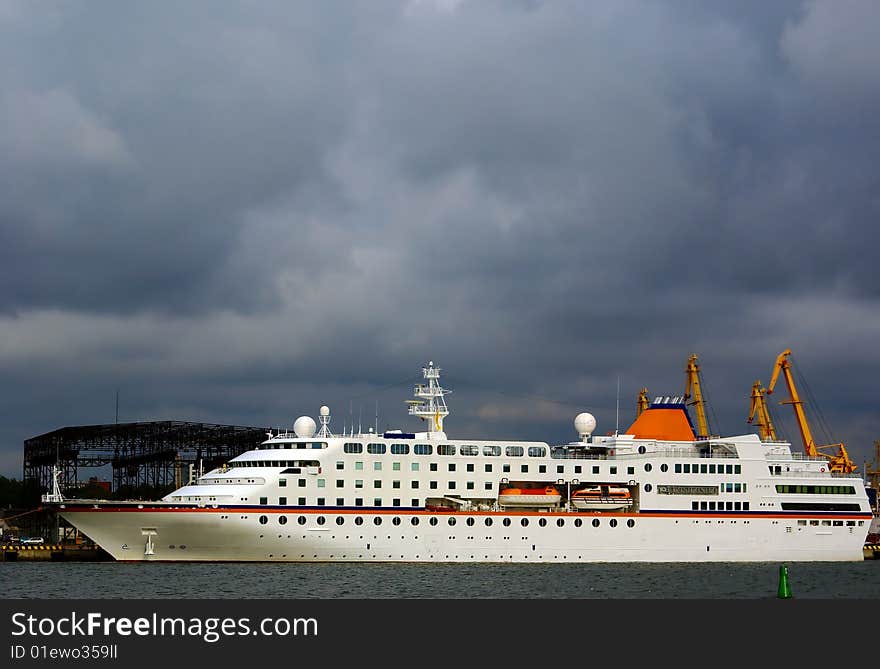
20 537 45 545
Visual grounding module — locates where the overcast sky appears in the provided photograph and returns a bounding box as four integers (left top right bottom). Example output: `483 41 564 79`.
2 0 879 479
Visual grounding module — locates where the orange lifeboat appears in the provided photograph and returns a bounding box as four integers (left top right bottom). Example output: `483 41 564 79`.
571 485 632 511
498 486 562 507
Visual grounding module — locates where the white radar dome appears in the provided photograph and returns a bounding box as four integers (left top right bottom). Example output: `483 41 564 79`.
574 412 597 438
293 415 317 438
320 405 330 417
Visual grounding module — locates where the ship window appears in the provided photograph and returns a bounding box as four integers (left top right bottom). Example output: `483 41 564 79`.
355 480 363 489
430 518 438 526
393 517 401 525
574 466 581 474
391 444 409 455
539 465 546 473
503 464 511 473
485 482 493 490
412 481 419 489
337 498 344 506
610 467 617 474
414 444 433 455
683 464 691 473
556 518 564 527
734 483 741 493
298 479 306 487
336 480 344 488
700 501 707 510
644 463 652 472
726 502 733 510
521 518 529 527
675 464 682 473
539 518 547 527
448 517 456 526
638 446 646 454
735 465 741 474
592 466 600 474
521 465 528 473
467 464 474 473
503 518 511 527
374 516 382 525
692 502 699 510
506 446 524 457
336 461 344 470
318 479 326 488
259 516 268 525
393 499 401 507
430 482 438 489
709 502 716 510
592 519 600 528
411 517 420 526
355 516 364 525
627 467 635 475
485 464 493 473
485 518 493 526
699 464 706 473
355 498 363 506
734 502 741 511
660 464 668 472
298 497 306 505
317 498 325 506
709 464 716 473
297 516 306 525
557 465 564 474
316 516 325 525
355 462 364 471
726 465 733 474
574 519 583 527
461 445 479 456
610 519 618 527
344 443 363 454
393 462 401 471
367 443 386 455
467 482 474 490
439 444 456 456
260 497 268 505
644 484 652 492
279 479 287 487
448 482 456 489
374 462 382 471
483 446 501 457
393 481 401 489
448 463 456 472
528 446 546 457
374 480 381 488
279 497 287 505
412 463 419 471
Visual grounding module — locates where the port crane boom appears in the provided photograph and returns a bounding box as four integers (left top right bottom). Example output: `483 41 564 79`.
748 380 777 441
684 354 710 439
766 349 856 473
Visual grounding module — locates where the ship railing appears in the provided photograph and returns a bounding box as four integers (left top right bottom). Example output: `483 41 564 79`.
768 470 863 479
550 448 740 461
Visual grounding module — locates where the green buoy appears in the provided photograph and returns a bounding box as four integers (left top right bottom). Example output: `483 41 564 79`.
777 564 792 599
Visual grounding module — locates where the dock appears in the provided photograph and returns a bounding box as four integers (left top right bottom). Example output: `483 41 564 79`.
1 544 111 561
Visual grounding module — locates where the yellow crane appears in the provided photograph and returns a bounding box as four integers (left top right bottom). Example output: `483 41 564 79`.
684 354 710 438
747 380 777 441
865 440 880 507
637 387 649 417
766 349 857 473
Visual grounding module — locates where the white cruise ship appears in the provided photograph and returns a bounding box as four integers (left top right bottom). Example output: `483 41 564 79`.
53 362 872 562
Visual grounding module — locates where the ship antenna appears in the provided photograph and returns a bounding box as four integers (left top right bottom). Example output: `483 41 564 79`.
615 375 621 436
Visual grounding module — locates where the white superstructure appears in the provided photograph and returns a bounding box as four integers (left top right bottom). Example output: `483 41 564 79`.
56 362 873 562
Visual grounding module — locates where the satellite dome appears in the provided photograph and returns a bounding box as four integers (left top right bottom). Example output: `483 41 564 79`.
574 412 597 438
293 415 317 438
320 405 330 417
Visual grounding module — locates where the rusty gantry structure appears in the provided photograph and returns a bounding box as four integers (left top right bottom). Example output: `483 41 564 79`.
24 421 270 499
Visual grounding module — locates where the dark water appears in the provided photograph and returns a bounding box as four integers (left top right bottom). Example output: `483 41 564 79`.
2 561 879 598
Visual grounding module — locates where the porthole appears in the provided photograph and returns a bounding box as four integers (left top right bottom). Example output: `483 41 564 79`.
297 516 306 525
610 518 618 528
503 518 511 527
373 517 382 526
574 518 582 527
336 516 344 526
627 519 635 528
259 515 268 525
644 483 653 492
592 518 600 528
538 518 547 527
355 517 364 526
430 517 438 526
638 445 646 454
448 517 456 526
521 518 529 527
411 517 420 526
168 545 176 549
179 545 186 549
660 463 668 472
317 516 326 525
279 515 287 525
556 519 564 527
466 517 475 526
485 518 493 527
392 517 401 526
644 463 652 472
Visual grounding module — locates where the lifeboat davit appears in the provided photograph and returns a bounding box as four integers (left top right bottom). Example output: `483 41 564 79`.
571 485 633 511
498 486 562 507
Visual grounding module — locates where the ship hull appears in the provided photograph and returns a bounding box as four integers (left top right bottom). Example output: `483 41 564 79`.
59 506 870 563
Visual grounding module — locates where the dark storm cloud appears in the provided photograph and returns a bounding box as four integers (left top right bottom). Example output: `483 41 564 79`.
1 0 879 475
